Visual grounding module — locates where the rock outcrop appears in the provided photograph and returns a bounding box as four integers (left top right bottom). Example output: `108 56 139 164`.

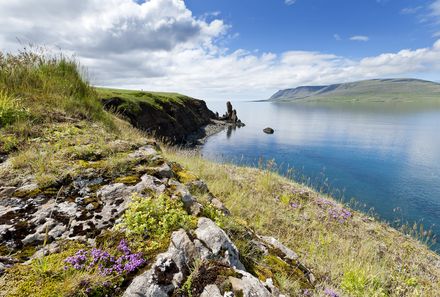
219 101 245 128
124 217 305 297
102 96 216 144
0 143 314 295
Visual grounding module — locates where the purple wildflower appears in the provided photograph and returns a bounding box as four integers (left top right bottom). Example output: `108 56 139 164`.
316 198 352 223
290 202 299 209
324 288 339 297
64 239 145 276
118 239 131 255
65 249 88 270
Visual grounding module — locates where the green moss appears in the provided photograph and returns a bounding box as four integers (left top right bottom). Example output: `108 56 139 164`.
13 187 42 198
113 175 140 185
264 255 290 273
176 170 198 184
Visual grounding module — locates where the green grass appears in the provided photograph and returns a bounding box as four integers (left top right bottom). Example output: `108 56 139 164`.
96 87 193 112
165 148 440 297
0 50 111 124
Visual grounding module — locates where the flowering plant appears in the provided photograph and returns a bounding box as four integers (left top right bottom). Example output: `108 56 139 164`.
64 239 145 276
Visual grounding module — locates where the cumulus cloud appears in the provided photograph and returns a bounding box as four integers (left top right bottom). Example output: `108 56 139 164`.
350 35 369 42
1 0 440 100
0 0 226 53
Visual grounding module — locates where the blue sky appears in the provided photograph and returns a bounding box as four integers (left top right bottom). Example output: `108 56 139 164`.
1 0 440 100
186 0 435 58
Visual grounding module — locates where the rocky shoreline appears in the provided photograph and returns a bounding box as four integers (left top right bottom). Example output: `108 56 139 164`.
180 101 246 147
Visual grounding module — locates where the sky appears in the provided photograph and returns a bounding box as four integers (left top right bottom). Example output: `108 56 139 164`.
1 0 440 100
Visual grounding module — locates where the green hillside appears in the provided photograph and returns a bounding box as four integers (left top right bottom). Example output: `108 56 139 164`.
269 79 440 104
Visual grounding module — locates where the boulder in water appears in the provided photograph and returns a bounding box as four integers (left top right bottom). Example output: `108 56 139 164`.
263 127 274 134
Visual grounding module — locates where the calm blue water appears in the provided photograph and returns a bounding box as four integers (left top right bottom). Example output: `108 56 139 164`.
203 101 440 249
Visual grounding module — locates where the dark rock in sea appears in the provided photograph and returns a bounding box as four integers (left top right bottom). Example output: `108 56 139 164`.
227 101 233 119
263 127 274 134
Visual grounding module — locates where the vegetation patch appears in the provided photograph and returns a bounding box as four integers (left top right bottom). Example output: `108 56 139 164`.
117 193 197 239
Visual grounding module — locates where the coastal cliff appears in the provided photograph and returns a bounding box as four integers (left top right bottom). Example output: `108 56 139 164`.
1 52 440 297
98 89 216 144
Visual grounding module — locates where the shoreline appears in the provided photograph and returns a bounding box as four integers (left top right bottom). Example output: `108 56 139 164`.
184 119 245 148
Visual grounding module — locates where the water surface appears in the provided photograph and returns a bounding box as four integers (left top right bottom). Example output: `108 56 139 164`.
203 101 440 249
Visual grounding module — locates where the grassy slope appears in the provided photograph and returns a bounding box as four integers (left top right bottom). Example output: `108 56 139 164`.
2 52 440 296
270 79 440 104
96 87 191 112
165 149 440 297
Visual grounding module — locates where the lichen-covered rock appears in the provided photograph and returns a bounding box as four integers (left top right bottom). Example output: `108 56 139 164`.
123 219 285 297
200 284 223 297
229 270 273 297
169 179 203 216
0 187 16 198
259 236 299 261
195 218 245 271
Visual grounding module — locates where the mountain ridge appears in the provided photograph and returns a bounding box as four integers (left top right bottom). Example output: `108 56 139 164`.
268 78 440 103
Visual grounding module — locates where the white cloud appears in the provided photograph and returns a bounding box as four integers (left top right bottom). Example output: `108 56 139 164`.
350 35 370 42
431 0 440 17
401 6 422 15
284 0 296 6
334 34 341 41
1 0 440 100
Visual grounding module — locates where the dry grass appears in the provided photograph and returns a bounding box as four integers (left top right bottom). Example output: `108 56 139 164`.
165 148 440 297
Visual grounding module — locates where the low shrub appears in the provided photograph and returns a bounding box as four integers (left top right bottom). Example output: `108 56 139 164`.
118 193 196 238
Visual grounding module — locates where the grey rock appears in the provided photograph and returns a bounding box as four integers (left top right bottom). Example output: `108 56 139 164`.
128 145 158 162
85 203 96 211
132 174 166 194
169 180 203 215
187 180 209 194
29 200 56 225
195 218 245 270
0 187 16 198
48 224 67 238
29 242 60 260
57 202 78 216
154 163 173 178
22 232 45 245
14 183 39 196
259 236 298 261
229 270 273 297
200 284 223 297
123 255 178 297
211 198 230 215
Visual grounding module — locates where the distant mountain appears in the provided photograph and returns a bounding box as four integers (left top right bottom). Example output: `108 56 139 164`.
268 79 440 103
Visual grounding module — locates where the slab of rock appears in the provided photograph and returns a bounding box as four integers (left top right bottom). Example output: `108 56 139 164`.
259 236 298 261
229 270 273 297
200 284 223 297
195 218 245 270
